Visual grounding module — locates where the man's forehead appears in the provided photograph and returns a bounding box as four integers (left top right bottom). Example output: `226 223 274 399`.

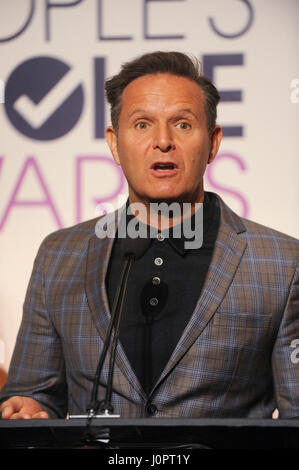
121 73 205 111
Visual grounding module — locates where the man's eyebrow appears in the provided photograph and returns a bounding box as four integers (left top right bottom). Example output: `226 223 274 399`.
128 108 148 119
128 108 199 119
173 108 199 119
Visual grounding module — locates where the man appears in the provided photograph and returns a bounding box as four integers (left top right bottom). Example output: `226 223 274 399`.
0 51 298 420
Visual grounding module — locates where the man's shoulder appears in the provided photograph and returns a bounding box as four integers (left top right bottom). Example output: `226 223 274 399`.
242 217 299 259
41 216 102 250
241 216 299 244
216 193 299 258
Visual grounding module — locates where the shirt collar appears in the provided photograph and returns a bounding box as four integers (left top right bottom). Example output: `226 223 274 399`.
164 192 217 256
122 192 219 257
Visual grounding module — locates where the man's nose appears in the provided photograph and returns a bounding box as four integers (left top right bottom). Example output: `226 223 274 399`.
152 124 175 152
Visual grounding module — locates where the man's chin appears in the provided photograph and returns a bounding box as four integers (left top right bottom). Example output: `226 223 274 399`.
130 187 203 206
147 196 182 204
143 192 197 205
138 190 186 205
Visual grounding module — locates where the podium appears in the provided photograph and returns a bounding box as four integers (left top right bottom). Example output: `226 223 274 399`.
1 418 299 449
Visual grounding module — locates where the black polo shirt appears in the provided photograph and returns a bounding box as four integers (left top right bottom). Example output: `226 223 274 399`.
105 192 220 395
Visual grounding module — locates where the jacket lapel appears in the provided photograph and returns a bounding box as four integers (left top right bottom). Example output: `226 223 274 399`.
85 231 114 340
151 196 248 394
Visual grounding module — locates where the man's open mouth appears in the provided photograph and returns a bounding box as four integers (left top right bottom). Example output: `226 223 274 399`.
150 161 178 171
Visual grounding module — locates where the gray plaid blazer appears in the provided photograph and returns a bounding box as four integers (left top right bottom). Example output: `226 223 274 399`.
1 194 299 418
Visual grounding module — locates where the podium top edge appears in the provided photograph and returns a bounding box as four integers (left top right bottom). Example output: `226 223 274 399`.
1 417 299 429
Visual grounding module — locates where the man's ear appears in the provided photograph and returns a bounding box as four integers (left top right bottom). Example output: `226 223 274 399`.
106 126 120 165
208 125 222 164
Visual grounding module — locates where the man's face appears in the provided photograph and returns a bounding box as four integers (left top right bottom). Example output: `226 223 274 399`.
106 73 222 206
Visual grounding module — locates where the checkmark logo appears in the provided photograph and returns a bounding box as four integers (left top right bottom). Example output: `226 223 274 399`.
13 70 80 129
5 56 84 141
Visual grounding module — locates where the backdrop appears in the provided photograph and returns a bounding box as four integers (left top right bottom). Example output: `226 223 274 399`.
0 0 298 380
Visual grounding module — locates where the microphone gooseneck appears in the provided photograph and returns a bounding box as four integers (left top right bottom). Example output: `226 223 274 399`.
86 236 151 421
121 235 152 260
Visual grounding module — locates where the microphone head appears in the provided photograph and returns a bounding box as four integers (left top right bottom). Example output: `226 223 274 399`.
120 236 151 260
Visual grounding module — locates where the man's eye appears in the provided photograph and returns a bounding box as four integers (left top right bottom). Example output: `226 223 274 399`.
176 122 191 130
136 122 148 129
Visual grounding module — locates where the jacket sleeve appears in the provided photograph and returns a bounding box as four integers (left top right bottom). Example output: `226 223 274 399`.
0 237 68 418
272 262 299 418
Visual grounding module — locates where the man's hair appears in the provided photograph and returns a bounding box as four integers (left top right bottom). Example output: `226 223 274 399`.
105 51 220 136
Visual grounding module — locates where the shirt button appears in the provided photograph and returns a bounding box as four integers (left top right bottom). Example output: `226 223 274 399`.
152 276 161 285
157 233 165 241
149 297 158 307
154 257 163 266
146 404 158 415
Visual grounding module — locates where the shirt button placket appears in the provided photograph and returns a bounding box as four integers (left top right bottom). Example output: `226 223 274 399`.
152 276 160 285
149 297 159 307
154 257 163 267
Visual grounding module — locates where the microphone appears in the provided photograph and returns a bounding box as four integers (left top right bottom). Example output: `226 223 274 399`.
86 235 151 421
120 235 152 260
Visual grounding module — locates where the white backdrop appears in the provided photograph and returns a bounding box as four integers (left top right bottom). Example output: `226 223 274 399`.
0 0 298 378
